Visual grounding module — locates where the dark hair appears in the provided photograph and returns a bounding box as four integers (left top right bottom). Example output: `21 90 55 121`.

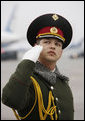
36 39 41 45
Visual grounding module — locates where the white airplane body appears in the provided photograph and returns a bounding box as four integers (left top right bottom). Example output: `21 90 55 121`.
1 5 30 60
1 31 22 43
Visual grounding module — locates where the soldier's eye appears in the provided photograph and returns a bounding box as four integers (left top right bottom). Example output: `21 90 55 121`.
55 43 62 47
44 41 50 44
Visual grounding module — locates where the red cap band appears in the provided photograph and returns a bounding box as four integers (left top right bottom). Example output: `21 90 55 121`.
36 26 65 42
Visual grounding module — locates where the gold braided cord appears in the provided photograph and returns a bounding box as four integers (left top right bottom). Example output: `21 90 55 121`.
36 32 65 42
12 109 20 120
12 76 58 120
30 76 58 120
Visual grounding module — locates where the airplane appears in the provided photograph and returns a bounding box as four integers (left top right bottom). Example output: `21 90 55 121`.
69 51 84 59
1 4 30 60
67 38 84 59
62 38 84 59
67 38 84 49
1 4 22 43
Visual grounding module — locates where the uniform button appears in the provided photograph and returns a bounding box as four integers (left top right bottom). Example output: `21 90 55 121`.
51 86 54 90
58 110 61 114
55 97 58 101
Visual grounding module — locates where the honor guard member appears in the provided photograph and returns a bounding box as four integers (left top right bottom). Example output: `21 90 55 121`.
2 13 74 120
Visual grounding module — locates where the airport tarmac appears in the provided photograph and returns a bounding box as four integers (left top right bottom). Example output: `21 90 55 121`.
1 56 84 120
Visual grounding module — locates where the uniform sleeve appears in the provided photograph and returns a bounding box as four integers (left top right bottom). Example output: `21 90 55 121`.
2 60 35 110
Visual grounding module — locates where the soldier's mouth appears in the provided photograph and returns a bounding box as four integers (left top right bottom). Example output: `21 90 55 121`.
47 51 56 56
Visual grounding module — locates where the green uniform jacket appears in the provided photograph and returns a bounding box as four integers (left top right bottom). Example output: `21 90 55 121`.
2 60 74 120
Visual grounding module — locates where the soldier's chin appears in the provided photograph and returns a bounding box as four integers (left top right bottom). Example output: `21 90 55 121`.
45 56 57 62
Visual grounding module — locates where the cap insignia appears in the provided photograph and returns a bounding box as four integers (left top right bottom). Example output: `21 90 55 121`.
52 14 59 21
50 27 58 34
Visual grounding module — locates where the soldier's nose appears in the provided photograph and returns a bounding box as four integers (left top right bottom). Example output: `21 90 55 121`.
50 43 56 49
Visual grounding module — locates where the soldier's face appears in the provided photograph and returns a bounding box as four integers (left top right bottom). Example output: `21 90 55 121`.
38 38 63 62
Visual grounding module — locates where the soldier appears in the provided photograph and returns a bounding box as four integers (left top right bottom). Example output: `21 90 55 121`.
2 13 74 120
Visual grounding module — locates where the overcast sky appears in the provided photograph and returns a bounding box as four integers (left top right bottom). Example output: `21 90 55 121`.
1 1 84 44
